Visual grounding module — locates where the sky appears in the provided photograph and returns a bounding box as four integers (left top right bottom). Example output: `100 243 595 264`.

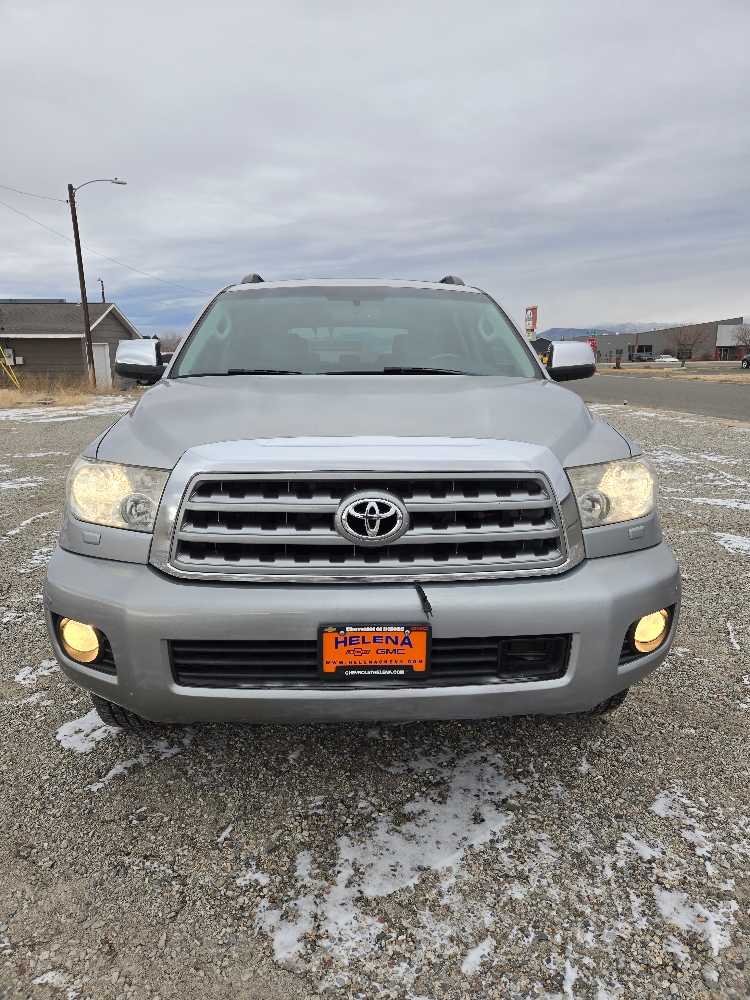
1 0 748 336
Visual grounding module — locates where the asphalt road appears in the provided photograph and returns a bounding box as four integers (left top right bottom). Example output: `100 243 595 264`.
568 373 750 421
1 397 749 999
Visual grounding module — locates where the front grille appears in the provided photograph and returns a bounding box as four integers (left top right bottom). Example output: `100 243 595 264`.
169 473 567 581
169 634 570 688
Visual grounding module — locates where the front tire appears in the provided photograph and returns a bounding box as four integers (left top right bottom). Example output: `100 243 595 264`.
584 688 630 716
90 693 164 734
742 360 749 369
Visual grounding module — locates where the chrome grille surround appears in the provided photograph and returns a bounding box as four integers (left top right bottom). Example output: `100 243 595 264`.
158 470 577 583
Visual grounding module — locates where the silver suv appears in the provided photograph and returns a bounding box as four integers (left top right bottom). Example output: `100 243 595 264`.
44 276 680 730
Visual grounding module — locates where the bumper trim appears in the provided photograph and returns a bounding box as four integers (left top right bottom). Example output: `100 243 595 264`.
44 542 680 723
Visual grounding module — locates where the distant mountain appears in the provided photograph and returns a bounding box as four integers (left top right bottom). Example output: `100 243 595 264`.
539 322 680 340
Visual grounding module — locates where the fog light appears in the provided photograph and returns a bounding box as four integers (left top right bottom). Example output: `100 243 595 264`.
633 609 669 653
59 618 101 664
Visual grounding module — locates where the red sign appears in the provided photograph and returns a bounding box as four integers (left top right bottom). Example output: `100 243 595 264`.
525 306 538 334
588 337 598 352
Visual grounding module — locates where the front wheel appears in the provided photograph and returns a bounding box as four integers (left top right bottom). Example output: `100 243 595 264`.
742 360 749 369
583 688 630 716
90 693 166 735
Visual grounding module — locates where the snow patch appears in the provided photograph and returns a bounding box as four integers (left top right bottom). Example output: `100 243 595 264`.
11 450 68 458
256 901 313 968
652 887 736 956
17 544 54 573
32 969 81 998
688 497 750 512
617 833 662 862
237 859 271 888
55 709 118 753
651 788 688 820
649 448 700 468
0 475 46 491
1 510 55 541
726 622 741 651
665 934 690 964
0 396 132 424
250 750 525 969
563 958 579 998
87 736 193 791
461 936 494 974
15 658 58 687
713 532 750 555
697 452 740 465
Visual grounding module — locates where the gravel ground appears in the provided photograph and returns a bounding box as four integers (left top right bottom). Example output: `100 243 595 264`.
0 399 748 1000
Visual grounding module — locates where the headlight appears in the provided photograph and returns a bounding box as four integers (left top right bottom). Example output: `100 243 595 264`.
66 458 169 532
567 457 655 528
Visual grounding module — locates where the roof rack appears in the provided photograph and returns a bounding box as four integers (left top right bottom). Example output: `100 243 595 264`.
240 273 264 284
438 275 465 285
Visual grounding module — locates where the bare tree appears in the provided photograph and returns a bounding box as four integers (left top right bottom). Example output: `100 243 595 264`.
156 331 183 352
734 325 750 349
666 327 710 360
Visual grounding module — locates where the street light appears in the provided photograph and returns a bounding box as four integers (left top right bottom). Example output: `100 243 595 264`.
67 177 127 385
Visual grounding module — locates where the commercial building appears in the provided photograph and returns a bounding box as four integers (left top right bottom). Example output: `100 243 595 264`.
0 299 142 385
568 316 747 362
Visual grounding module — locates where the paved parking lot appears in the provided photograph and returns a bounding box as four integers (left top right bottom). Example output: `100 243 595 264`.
1 398 748 1000
568 374 749 421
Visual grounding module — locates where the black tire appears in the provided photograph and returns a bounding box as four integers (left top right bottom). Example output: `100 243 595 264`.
585 687 630 716
90 693 164 734
742 360 749 369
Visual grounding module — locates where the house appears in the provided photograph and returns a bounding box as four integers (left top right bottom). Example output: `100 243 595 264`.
0 298 142 385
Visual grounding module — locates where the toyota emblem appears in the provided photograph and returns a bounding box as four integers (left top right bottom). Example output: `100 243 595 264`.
334 491 409 547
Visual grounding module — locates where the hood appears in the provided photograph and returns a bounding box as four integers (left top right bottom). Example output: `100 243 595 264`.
96 375 631 469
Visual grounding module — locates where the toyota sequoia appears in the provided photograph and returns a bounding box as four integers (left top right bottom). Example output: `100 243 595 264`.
44 276 680 730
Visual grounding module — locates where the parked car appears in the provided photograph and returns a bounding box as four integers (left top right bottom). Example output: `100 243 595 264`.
44 275 680 730
631 351 654 362
654 354 681 364
741 353 750 370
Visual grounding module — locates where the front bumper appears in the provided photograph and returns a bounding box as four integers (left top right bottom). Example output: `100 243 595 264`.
44 543 680 723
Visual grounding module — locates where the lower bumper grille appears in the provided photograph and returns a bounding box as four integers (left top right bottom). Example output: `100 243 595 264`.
97 637 117 676
169 635 570 688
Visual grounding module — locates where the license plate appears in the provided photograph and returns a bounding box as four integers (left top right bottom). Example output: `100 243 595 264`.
319 624 430 680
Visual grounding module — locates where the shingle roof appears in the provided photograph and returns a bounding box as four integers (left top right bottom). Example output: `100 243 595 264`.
0 301 113 337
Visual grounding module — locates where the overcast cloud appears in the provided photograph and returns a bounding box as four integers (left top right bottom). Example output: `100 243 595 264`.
1 0 748 334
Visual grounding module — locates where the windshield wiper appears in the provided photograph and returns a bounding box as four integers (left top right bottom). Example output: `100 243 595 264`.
322 367 467 375
381 366 466 375
226 368 304 375
173 369 304 378
178 367 467 378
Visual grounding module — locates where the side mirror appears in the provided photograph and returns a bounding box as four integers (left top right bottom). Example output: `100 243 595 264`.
115 339 165 384
547 342 596 382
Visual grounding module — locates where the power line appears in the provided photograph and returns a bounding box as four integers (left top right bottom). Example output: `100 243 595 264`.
0 196 73 241
0 195 205 296
0 182 67 203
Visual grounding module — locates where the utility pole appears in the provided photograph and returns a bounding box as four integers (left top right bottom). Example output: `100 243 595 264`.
98 278 105 303
66 178 126 387
67 183 95 384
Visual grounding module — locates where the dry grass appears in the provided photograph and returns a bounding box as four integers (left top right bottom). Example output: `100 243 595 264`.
0 373 130 408
602 367 749 384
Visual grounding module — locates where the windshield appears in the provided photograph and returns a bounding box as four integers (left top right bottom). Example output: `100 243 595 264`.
171 286 539 378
